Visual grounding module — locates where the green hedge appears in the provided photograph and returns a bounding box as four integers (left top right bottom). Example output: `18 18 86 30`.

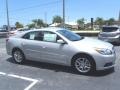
73 31 100 36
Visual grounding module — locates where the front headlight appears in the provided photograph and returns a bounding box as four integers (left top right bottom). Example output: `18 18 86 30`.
95 48 112 55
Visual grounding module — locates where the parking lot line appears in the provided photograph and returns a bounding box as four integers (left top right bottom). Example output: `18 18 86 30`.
8 74 39 90
24 80 38 90
0 72 6 75
8 74 38 82
0 72 43 90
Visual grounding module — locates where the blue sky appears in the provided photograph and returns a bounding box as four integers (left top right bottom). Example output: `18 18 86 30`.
0 0 120 26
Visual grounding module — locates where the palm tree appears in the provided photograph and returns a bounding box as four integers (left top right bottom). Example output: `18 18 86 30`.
77 18 85 29
106 18 115 25
95 17 104 28
15 22 24 29
32 19 44 28
27 23 35 29
52 15 63 23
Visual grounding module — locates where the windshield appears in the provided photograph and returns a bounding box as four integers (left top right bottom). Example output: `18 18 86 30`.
102 27 118 32
0 29 7 32
57 30 82 41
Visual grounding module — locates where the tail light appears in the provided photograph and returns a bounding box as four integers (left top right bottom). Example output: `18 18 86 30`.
10 32 15 34
9 32 14 35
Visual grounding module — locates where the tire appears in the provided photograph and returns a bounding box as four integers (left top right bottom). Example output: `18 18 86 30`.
12 49 25 64
72 55 95 74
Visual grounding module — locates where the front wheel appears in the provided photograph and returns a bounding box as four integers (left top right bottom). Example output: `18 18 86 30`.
12 49 25 64
72 55 95 74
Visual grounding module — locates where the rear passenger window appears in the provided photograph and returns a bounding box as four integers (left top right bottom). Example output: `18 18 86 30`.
29 32 36 40
22 33 30 39
22 31 44 41
22 32 36 40
22 31 62 43
34 31 44 41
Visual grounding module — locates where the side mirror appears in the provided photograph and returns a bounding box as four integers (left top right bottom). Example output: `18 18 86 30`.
57 39 66 44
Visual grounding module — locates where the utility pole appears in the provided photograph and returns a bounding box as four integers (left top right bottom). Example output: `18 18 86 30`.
44 12 47 24
91 18 94 30
63 0 65 27
6 0 10 32
118 10 120 21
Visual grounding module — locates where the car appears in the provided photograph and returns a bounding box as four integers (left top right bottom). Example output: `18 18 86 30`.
6 27 116 74
0 29 8 38
98 26 120 44
8 28 30 36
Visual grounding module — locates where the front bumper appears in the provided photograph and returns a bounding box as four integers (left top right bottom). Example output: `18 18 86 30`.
93 52 116 71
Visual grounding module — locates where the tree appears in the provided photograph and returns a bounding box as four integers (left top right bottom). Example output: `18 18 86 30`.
105 18 115 25
95 17 104 27
32 19 44 28
15 22 23 29
43 23 49 27
77 18 85 29
52 15 63 23
27 19 47 29
27 23 35 29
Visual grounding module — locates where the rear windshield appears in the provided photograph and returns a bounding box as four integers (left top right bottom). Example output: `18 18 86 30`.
102 27 118 32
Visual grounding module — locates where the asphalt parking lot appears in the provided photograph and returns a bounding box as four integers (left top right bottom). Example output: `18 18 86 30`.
0 38 120 90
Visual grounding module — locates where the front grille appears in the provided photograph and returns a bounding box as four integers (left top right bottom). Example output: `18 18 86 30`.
99 33 117 37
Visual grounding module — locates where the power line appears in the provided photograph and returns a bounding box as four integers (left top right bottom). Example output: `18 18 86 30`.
10 17 31 21
0 0 61 14
1 0 63 26
0 8 61 22
9 0 61 13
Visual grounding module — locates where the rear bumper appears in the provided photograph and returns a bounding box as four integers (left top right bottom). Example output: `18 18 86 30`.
98 35 120 43
6 40 12 56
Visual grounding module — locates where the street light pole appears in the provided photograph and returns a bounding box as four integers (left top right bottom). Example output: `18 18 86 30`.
44 12 47 24
63 0 65 27
6 0 10 32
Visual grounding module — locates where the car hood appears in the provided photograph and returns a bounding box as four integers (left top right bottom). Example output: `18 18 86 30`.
72 37 113 49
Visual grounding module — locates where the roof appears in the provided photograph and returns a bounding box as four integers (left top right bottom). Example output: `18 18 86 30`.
35 27 65 32
15 27 66 37
22 27 66 34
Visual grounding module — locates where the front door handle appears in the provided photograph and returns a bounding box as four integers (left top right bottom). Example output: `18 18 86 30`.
42 46 46 48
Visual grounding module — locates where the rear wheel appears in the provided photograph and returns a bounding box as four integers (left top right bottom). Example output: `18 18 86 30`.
72 55 95 74
12 49 25 64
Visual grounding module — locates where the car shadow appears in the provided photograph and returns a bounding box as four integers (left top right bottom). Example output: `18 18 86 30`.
7 57 115 77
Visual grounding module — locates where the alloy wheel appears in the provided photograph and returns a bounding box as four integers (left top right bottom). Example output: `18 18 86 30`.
74 57 91 73
13 50 23 63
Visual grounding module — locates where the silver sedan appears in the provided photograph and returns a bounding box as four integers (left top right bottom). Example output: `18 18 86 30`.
6 27 116 74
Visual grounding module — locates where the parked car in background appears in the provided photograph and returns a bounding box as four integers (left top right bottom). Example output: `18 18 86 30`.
98 26 120 44
9 28 29 36
6 27 116 74
0 29 8 38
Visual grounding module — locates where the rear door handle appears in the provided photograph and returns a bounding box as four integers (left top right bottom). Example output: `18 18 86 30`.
21 43 25 46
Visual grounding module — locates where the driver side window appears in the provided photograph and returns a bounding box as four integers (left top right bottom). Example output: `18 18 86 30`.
43 31 62 43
